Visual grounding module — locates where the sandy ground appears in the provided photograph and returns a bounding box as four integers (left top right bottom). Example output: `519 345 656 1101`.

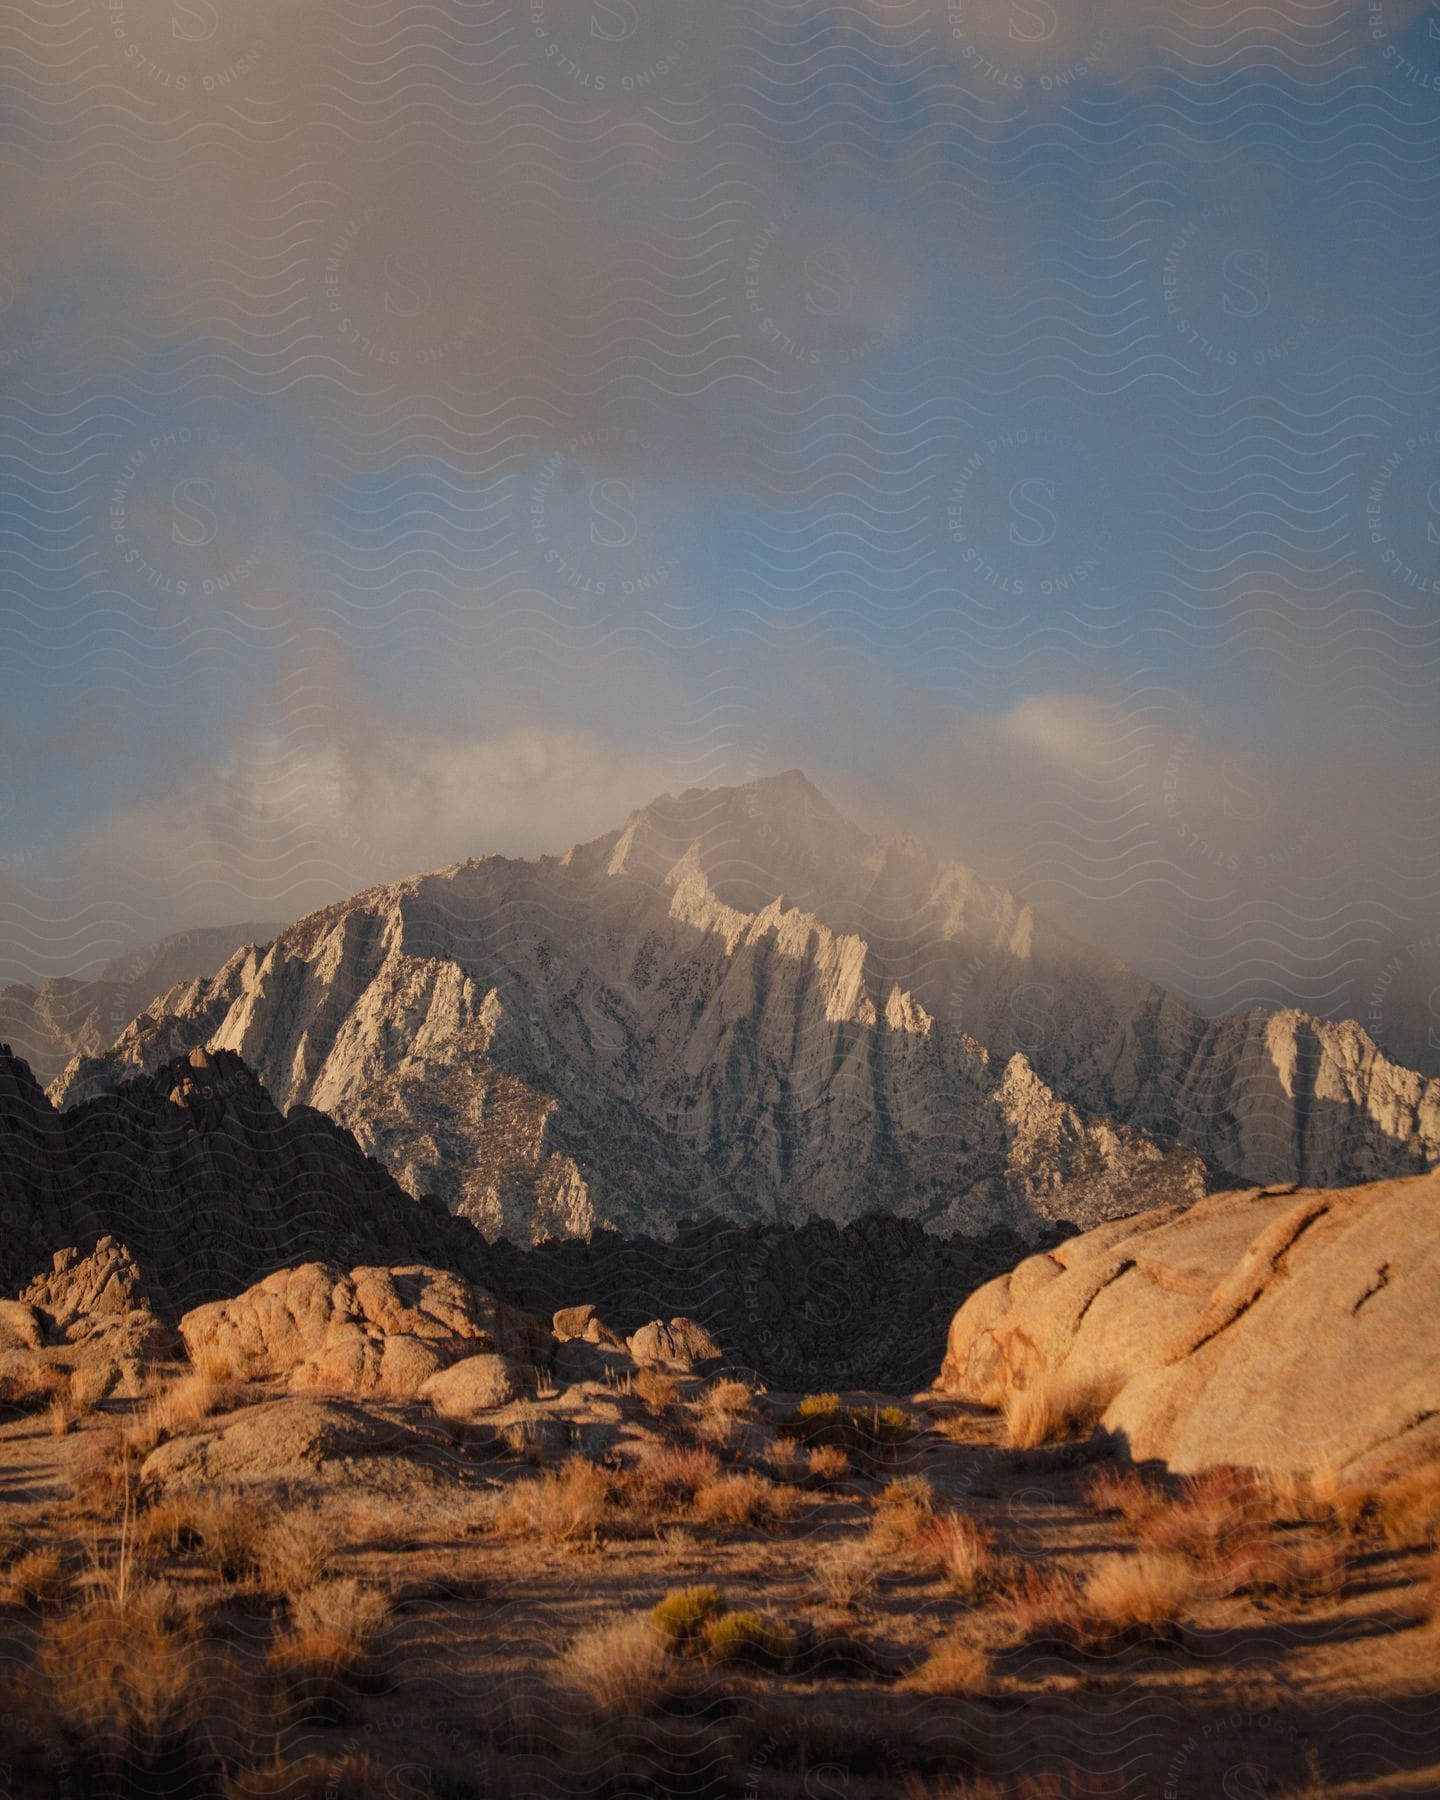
0 1371 1437 1799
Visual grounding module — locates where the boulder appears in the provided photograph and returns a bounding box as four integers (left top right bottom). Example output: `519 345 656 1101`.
138 1396 457 1492
178 1261 548 1396
937 1171 1440 1479
627 1316 723 1369
22 1238 151 1334
421 1354 535 1418
552 1304 598 1342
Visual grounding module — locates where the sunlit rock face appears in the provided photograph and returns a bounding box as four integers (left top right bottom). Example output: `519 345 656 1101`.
50 775 1436 1244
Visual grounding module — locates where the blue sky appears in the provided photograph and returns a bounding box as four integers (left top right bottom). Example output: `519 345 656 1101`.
1 0 1439 1065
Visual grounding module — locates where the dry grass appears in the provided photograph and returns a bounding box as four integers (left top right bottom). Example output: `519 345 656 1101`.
186 1491 272 1584
631 1441 721 1501
561 1614 676 1715
634 1368 681 1413
995 1566 1084 1648
898 1638 991 1695
870 1475 938 1553
1136 1466 1269 1564
922 1512 997 1598
813 1540 881 1611
1080 1551 1198 1637
690 1471 799 1528
124 1372 229 1457
66 1427 138 1515
1000 1373 1112 1450
268 1578 394 1724
700 1378 756 1419
0 1360 66 1416
0 1545 72 1609
1080 1465 1171 1529
807 1444 851 1486
489 1457 612 1547
256 1506 334 1594
189 1342 238 1384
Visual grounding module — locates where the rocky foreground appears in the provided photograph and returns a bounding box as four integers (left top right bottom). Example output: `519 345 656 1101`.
0 1194 1439 1797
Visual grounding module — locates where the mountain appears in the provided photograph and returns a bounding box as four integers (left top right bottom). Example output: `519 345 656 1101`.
1 1043 481 1310
0 922 283 1088
49 774 1440 1243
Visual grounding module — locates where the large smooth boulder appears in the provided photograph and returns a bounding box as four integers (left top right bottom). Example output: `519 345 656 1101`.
938 1171 1440 1478
138 1397 457 1492
179 1262 548 1396
421 1353 535 1418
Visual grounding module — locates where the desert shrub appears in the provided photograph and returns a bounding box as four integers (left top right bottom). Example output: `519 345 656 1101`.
807 1444 851 1485
701 1378 756 1419
1080 1552 1197 1639
633 1442 721 1500
996 1566 1084 1648
125 1372 229 1457
922 1512 997 1598
635 1368 681 1413
67 1427 137 1515
651 1584 726 1654
0 1360 65 1417
490 1457 612 1547
899 1638 991 1695
1001 1374 1111 1450
1137 1466 1269 1566
778 1395 914 1463
691 1471 799 1528
870 1475 938 1552
1080 1465 1171 1529
703 1608 797 1669
256 1506 334 1595
1215 1532 1346 1603
0 1544 71 1609
189 1491 272 1584
269 1579 392 1725
36 1582 259 1778
562 1614 676 1715
813 1540 881 1611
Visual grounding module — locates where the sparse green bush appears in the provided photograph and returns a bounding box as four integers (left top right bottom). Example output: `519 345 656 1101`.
703 1608 797 1669
651 1584 726 1654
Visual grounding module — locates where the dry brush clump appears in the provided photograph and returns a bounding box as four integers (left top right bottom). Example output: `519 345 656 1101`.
268 1577 395 1725
125 1371 232 1458
777 1393 915 1467
869 1475 939 1553
561 1613 679 1716
813 1539 881 1611
690 1470 800 1529
999 1373 1113 1451
487 1456 614 1548
0 1360 67 1418
898 1638 992 1696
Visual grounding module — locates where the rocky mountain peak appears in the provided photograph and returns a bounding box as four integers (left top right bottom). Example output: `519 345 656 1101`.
41 776 1440 1245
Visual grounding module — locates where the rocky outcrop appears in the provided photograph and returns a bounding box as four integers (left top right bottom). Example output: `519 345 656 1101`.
937 1170 1440 1477
626 1316 723 1370
0 1042 488 1311
1 922 282 1089
22 1237 152 1330
49 777 1438 1247
178 1261 547 1396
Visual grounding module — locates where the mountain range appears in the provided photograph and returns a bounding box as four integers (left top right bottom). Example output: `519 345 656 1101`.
47 773 1440 1243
